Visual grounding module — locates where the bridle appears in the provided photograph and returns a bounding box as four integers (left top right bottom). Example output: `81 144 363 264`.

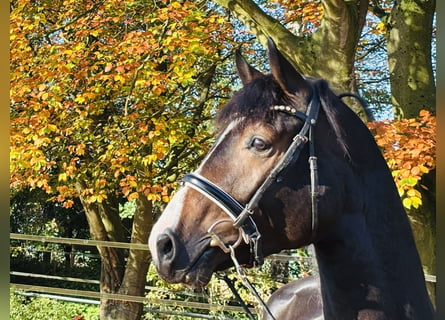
181 85 321 268
180 86 366 319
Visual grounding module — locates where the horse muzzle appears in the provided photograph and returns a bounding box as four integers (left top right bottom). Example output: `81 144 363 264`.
150 227 226 288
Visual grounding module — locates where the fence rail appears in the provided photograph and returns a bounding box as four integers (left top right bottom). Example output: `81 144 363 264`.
10 233 320 264
10 233 437 282
10 283 256 314
10 232 149 251
10 232 436 319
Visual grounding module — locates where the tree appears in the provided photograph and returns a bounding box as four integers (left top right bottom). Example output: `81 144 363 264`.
210 0 436 302
369 0 436 302
214 0 369 117
375 0 436 118
10 1 235 318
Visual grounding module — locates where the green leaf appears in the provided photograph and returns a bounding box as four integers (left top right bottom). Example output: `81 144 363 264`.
399 177 418 187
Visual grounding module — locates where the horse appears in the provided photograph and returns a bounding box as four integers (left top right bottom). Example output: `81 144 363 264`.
148 38 435 319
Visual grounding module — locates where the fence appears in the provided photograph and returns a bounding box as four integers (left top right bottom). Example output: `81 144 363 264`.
10 233 436 319
10 233 310 319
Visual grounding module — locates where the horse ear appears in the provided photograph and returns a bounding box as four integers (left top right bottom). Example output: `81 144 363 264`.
267 38 311 97
235 50 263 85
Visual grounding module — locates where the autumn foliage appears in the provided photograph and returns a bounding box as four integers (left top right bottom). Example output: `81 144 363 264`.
9 0 435 213
368 110 436 209
271 0 323 32
10 0 233 208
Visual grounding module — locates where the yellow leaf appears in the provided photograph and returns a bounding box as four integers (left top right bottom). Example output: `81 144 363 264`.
114 74 126 83
410 196 422 208
76 143 85 155
135 79 149 87
95 194 107 203
147 193 161 201
402 198 412 209
171 2 181 9
90 30 100 37
47 124 57 132
58 173 67 182
74 96 86 104
129 180 138 187
128 192 139 201
376 22 386 32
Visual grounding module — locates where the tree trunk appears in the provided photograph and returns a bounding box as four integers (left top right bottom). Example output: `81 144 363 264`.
407 169 436 306
76 180 155 320
76 181 127 319
99 246 126 319
110 194 154 320
386 0 436 118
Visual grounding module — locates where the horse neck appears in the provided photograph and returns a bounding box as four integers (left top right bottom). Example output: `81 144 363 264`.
314 210 428 318
313 108 433 319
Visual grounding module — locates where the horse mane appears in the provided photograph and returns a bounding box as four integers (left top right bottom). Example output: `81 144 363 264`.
215 75 288 131
313 79 350 158
215 74 350 158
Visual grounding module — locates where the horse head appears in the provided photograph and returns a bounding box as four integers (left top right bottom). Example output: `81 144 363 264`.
148 39 348 288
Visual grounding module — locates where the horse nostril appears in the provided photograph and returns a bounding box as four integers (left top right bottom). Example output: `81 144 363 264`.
157 233 175 261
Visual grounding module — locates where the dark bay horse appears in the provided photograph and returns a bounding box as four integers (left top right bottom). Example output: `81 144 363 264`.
148 39 434 319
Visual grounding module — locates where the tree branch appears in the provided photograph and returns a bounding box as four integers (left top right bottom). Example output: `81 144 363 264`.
212 0 314 73
369 0 389 20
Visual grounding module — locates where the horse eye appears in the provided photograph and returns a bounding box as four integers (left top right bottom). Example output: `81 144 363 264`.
250 137 270 152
